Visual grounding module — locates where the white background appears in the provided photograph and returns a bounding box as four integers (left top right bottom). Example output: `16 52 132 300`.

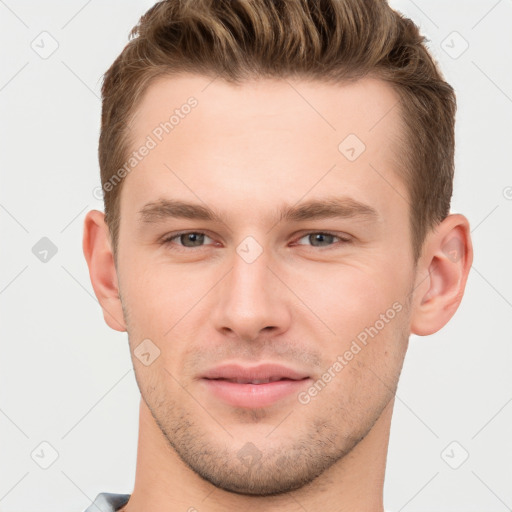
0 1 511 511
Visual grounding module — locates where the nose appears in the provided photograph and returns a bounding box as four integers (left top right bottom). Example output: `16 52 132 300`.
211 244 292 342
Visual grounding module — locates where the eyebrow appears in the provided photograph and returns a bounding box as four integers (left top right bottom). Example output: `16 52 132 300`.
138 196 380 226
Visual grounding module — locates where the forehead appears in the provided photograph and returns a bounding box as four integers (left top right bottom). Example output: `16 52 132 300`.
122 73 408 227
130 73 403 141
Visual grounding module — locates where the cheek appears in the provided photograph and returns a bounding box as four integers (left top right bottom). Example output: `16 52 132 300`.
303 262 409 376
119 254 216 339
300 263 398 331
120 245 409 344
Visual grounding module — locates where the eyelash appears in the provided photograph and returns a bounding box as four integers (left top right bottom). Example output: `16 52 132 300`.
160 230 352 251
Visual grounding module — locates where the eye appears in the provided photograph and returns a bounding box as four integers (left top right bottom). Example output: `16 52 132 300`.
160 230 352 251
161 231 215 249
294 231 351 248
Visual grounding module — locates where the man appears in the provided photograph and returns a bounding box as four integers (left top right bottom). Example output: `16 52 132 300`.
82 0 473 510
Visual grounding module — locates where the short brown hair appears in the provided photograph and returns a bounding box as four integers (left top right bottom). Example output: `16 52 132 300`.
99 0 456 264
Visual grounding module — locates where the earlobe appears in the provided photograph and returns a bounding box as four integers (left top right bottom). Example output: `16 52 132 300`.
410 214 473 336
82 210 127 332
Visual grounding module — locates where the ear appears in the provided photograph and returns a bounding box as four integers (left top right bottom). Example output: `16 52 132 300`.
82 210 126 332
410 213 473 336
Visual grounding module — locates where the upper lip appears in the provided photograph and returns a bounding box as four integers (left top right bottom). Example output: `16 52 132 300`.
201 363 309 382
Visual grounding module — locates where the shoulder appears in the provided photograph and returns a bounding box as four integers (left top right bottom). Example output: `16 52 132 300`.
83 492 131 512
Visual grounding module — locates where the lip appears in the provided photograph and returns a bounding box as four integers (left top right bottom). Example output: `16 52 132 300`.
201 363 309 381
200 363 311 408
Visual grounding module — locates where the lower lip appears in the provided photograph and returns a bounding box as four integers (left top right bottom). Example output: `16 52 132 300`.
202 378 311 408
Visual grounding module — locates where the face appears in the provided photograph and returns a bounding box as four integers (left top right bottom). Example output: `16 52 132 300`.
115 74 416 495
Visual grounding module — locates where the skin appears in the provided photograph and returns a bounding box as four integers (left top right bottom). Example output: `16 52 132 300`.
83 74 473 512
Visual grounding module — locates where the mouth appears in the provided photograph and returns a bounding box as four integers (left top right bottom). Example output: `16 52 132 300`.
201 362 309 381
211 376 300 384
200 363 311 408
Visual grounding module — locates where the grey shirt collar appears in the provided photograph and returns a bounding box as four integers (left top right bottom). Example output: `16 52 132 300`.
83 493 130 512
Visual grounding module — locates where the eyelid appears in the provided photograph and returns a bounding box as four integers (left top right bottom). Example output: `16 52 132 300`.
160 230 216 247
292 230 353 248
160 230 352 250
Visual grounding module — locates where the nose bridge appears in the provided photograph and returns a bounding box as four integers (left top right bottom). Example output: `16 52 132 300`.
212 239 290 340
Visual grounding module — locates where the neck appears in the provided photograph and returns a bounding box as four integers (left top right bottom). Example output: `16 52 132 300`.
122 397 394 512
